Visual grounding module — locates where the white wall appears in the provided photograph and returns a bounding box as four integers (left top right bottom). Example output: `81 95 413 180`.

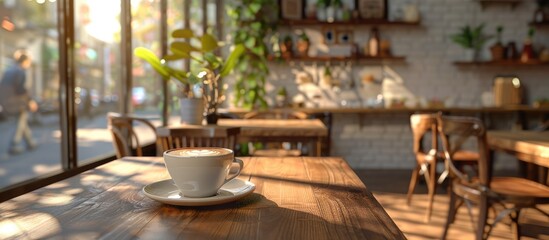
227 0 549 169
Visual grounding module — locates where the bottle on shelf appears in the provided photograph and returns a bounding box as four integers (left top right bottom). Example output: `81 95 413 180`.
520 28 535 63
367 27 380 57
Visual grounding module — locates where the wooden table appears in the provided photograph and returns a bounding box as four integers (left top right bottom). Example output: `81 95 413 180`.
217 119 328 156
487 131 549 183
0 156 405 239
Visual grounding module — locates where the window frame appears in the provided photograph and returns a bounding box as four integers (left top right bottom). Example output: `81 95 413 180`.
0 0 219 203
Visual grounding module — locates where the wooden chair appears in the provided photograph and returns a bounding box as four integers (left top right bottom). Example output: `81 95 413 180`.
406 113 441 222
107 112 157 158
438 115 549 240
156 125 240 153
407 113 479 222
243 110 308 157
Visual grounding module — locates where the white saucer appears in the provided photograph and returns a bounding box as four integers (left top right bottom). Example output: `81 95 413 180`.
142 178 255 206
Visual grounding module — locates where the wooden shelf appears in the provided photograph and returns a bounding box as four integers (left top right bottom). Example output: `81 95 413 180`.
221 105 549 115
529 21 549 27
278 19 420 27
475 0 521 10
453 60 549 66
268 55 406 63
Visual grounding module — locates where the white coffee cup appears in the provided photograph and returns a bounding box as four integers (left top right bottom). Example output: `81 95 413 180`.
163 147 243 198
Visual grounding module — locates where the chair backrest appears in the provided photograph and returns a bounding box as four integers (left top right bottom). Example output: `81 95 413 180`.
244 110 308 120
156 125 240 153
410 113 439 156
107 112 157 158
437 114 491 186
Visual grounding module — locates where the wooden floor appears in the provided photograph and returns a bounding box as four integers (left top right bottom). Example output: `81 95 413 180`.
355 169 549 240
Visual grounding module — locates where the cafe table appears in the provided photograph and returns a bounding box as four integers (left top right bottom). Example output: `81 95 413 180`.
0 156 405 239
217 118 329 156
487 130 549 183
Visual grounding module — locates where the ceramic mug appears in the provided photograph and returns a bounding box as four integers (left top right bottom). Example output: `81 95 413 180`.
163 147 243 198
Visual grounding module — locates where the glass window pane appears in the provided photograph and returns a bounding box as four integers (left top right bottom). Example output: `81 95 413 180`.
131 0 162 117
0 1 61 188
167 0 185 117
74 0 122 162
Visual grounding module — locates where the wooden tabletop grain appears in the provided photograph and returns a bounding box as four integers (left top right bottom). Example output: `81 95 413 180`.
217 119 328 137
0 156 404 239
487 131 549 168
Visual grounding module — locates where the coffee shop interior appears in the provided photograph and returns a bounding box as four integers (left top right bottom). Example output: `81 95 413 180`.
1 0 549 239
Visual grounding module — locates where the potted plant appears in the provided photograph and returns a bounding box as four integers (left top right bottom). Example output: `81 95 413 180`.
280 35 294 58
228 0 275 110
450 24 492 62
275 87 287 107
534 0 549 23
296 32 310 57
316 0 330 21
490 26 504 61
134 28 244 124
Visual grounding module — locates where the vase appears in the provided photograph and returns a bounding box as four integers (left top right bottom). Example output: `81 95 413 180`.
317 6 327 21
490 43 504 61
180 98 204 125
296 39 310 57
463 49 479 62
205 112 219 125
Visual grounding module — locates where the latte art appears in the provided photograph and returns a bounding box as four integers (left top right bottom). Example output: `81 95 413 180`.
178 149 220 156
166 147 232 157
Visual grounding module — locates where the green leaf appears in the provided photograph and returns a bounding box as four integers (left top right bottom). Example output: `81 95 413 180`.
204 52 222 69
249 3 261 14
170 42 198 57
172 28 194 38
245 38 256 48
201 33 218 52
133 47 170 79
251 22 261 31
220 44 245 77
163 54 187 60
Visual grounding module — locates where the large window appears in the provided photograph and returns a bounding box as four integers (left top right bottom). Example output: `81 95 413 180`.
131 0 163 116
74 0 122 162
0 0 61 189
0 0 218 201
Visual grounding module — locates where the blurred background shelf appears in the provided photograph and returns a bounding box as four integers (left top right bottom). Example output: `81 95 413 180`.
529 21 549 27
475 0 521 10
268 55 406 63
278 19 420 27
453 60 549 66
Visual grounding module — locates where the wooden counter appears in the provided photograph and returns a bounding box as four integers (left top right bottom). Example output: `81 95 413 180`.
220 106 549 115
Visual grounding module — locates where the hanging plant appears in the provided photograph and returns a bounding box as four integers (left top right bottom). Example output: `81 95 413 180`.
227 0 277 110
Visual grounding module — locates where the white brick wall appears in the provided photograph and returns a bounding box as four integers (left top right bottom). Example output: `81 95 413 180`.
226 0 548 169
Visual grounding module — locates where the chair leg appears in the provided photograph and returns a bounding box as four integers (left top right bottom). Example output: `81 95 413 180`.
425 161 437 222
510 209 521 240
406 165 420 206
477 196 489 240
442 190 457 240
449 198 462 224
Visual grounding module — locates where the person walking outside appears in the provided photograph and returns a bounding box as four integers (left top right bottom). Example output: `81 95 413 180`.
0 51 38 155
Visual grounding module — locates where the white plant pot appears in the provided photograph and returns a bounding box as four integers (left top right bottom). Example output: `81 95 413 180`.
317 7 327 21
464 49 478 62
180 98 204 125
326 6 335 22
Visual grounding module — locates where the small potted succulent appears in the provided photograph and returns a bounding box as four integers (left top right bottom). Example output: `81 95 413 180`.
490 26 504 61
296 33 310 57
280 35 293 58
